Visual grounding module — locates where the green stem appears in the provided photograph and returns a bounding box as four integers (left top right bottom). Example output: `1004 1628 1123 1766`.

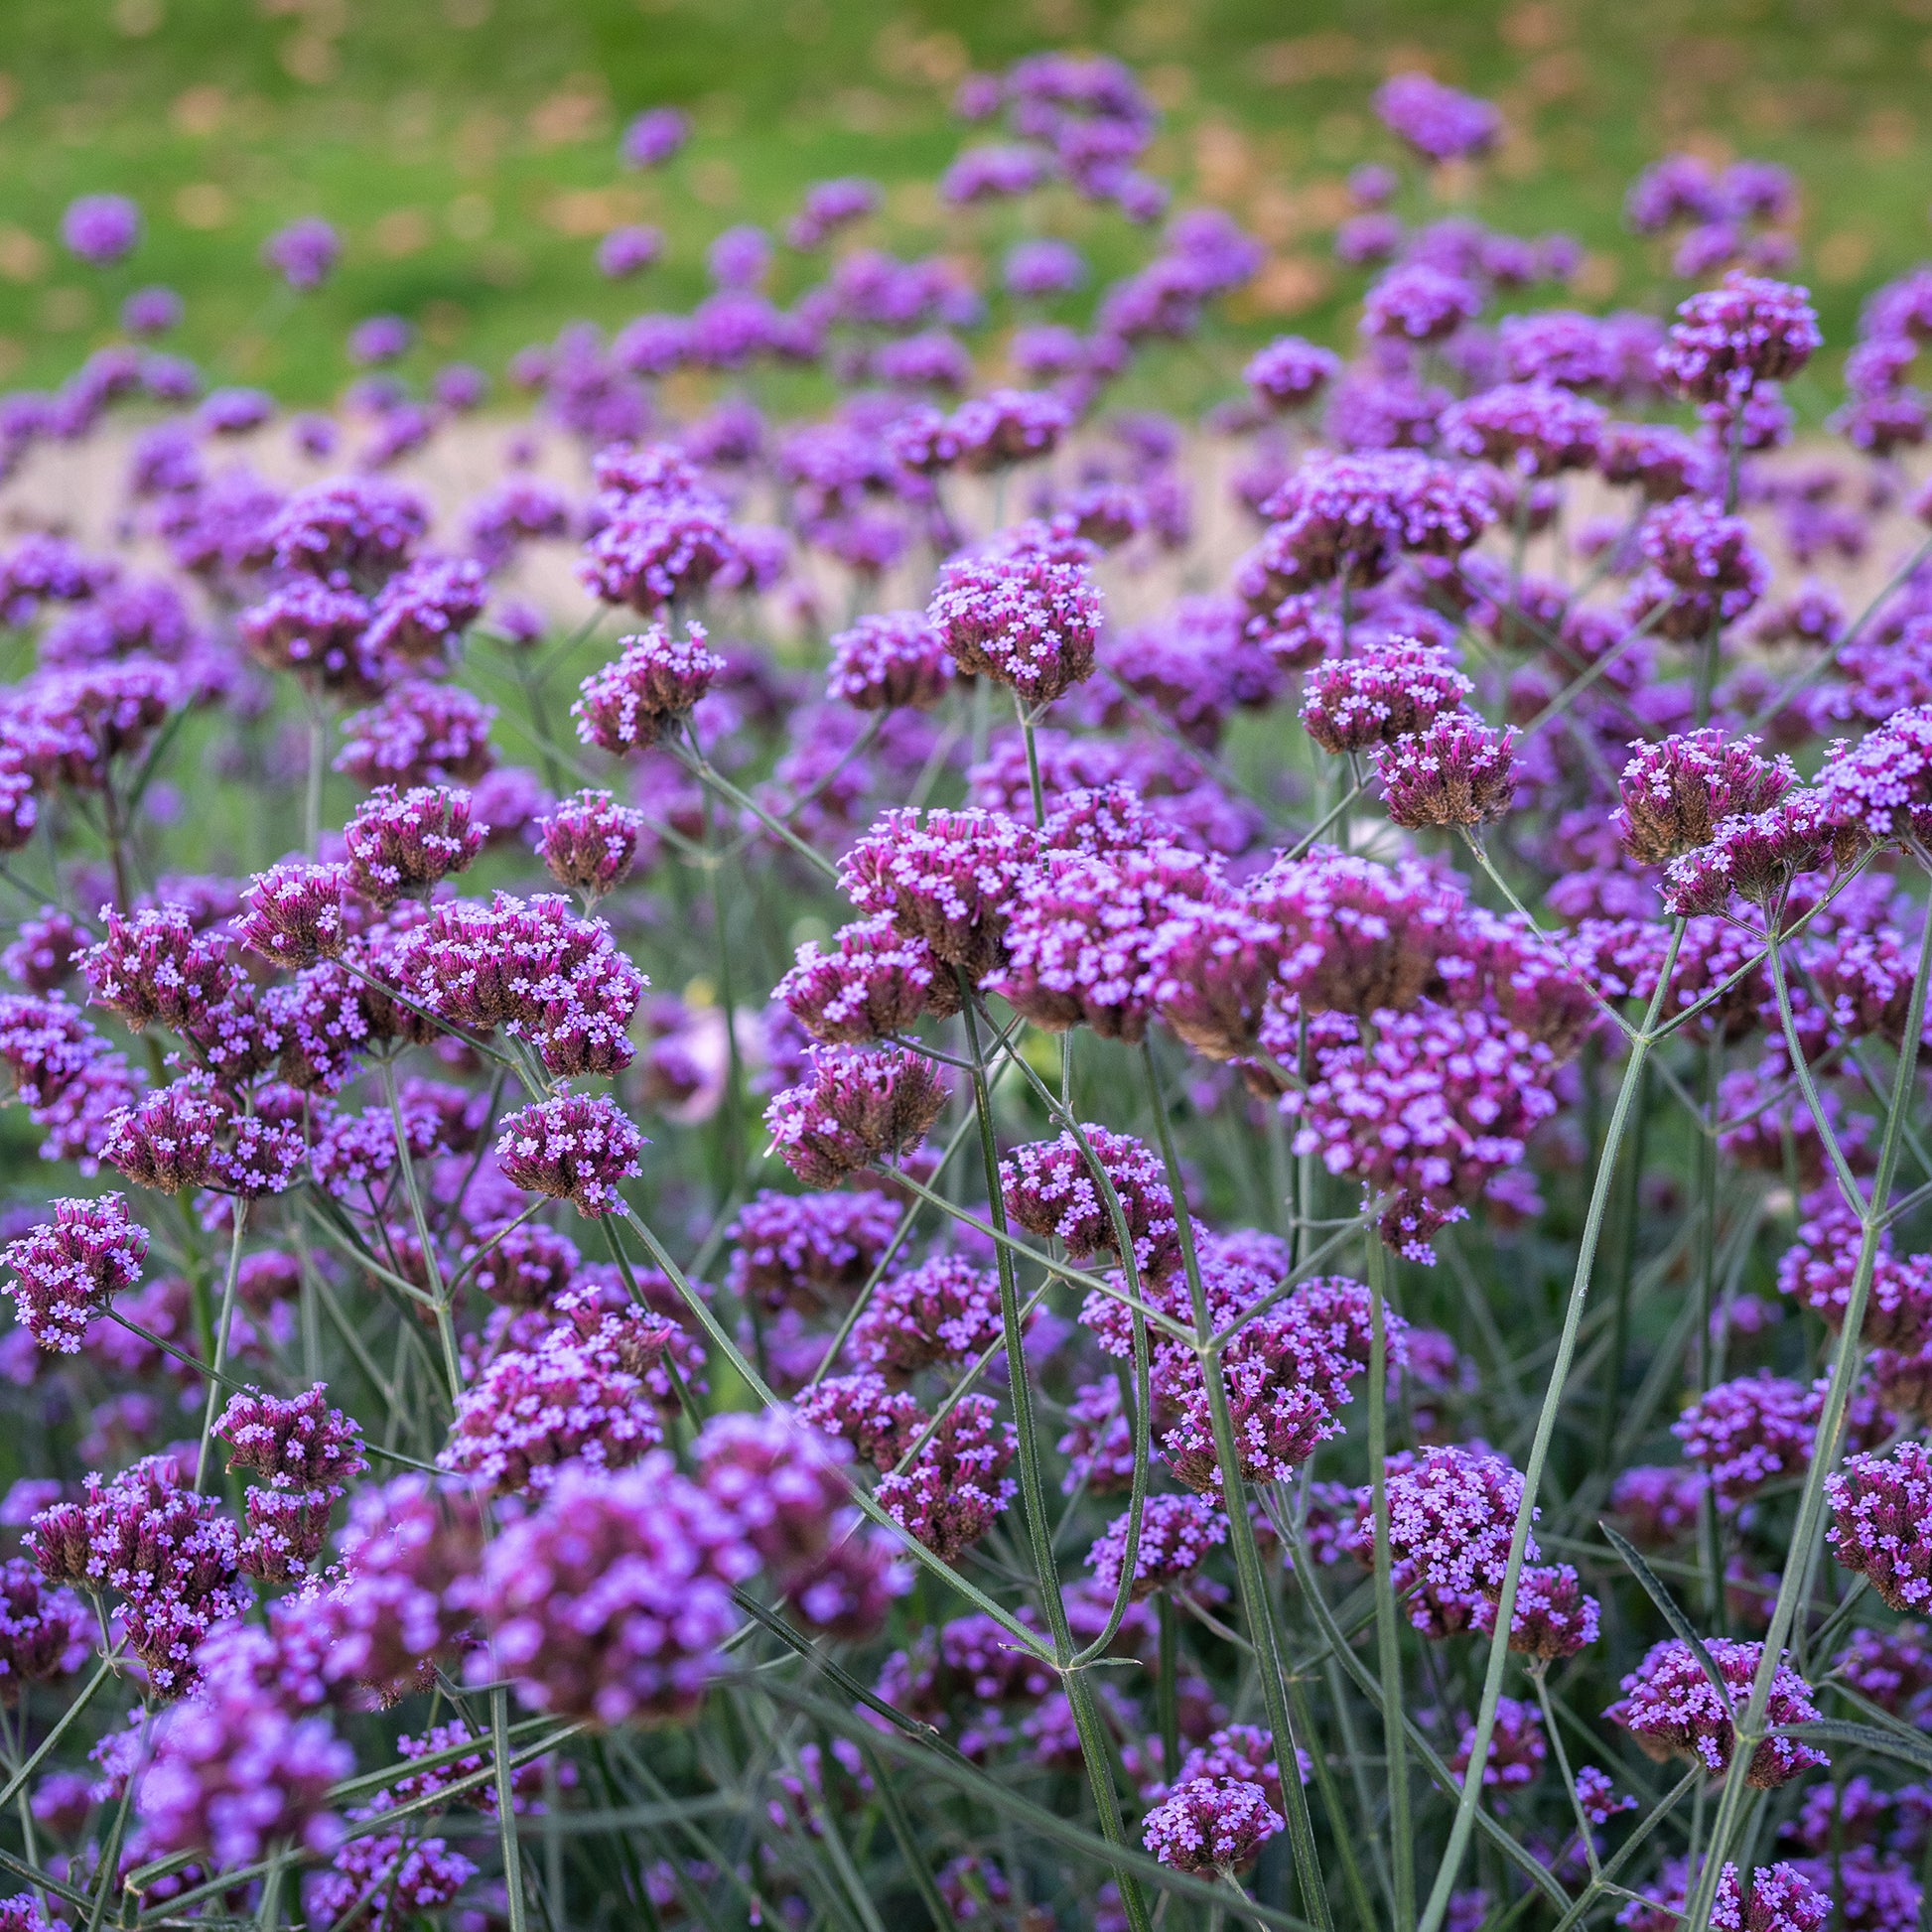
193 1200 249 1491
1141 1043 1333 1932
1684 903 1932 1932
493 1683 529 1932
1015 692 1045 828
956 986 1151 1932
1415 921 1686 1932
1157 1589 1179 1783
304 705 326 858
382 1054 464 1407
1363 1231 1413 1932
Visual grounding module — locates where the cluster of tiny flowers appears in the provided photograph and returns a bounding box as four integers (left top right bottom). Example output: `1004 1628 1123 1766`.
1 1194 147 1351
777 915 959 1044
1002 1126 1180 1280
439 1313 670 1496
29 1457 249 1697
536 789 650 899
1086 1493 1226 1598
573 621 725 752
1827 1442 1932 1611
827 612 955 711
927 522 1102 705
496 1093 646 1214
764 1044 948 1186
1606 1639 1827 1786
1142 1776 1284 1873
1616 732 1795 863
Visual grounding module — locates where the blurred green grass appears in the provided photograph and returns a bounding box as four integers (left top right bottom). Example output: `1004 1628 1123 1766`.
0 0 1923 406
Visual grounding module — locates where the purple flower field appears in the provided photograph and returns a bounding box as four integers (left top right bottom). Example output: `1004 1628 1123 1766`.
0 41 1927 1932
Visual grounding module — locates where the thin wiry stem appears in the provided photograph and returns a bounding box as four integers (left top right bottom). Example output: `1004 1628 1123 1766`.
956 985 1153 1932
1362 1228 1413 1932
1416 921 1685 1932
1141 1042 1333 1932
1683 902 1932 1932
192 1198 250 1491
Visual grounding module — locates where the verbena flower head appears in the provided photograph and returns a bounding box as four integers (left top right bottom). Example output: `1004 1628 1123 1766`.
496 1094 646 1215
1245 451 1495 596
29 1456 248 1698
572 622 725 754
261 216 339 289
391 891 644 1076
1606 1637 1827 1786
798 1372 927 1469
1374 71 1503 161
1440 381 1605 476
342 785 486 906
597 223 662 278
1002 1126 1179 1280
621 105 689 168
1673 1371 1816 1506
336 679 496 787
1086 1493 1225 1599
0 1560 87 1702
927 522 1102 705
987 845 1224 1040
1472 1563 1601 1660
440 1316 668 1497
840 807 1041 981
1660 792 1838 917
1245 336 1342 412
1251 848 1462 1018
1161 1316 1348 1493
214 1383 366 1490
1637 498 1770 625
1384 1445 1534 1610
534 789 648 900
62 195 140 265
827 612 954 711
235 861 349 969
131 1618 352 1869
1301 639 1474 754
1142 1776 1283 1874
1777 1195 1932 1348
764 1044 948 1187
364 556 487 666
1376 715 1517 828
951 389 1074 471
777 914 959 1045
848 1255 1006 1376
464 1457 755 1726
873 1393 1018 1561
1657 273 1823 404
1362 264 1482 345
1816 704 1932 847
1449 1696 1546 1792
1 1195 147 1352
1828 1441 1932 1612
1616 731 1795 863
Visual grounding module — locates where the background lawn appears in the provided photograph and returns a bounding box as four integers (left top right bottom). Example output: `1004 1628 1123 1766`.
0 0 1922 410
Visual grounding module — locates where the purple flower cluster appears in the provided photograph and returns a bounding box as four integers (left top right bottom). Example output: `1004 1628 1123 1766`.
1606 1638 1827 1787
1 1194 147 1351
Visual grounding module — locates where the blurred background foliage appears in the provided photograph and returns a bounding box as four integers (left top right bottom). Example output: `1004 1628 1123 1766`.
0 0 1923 404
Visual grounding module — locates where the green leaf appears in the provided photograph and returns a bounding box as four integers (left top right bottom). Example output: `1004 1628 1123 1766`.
1599 1521 1733 1707
1777 1718 1932 1777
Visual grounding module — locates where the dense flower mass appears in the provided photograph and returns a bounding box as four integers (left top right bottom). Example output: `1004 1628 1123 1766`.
927 521 1102 704
0 39 1926 1932
1606 1639 1827 1786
